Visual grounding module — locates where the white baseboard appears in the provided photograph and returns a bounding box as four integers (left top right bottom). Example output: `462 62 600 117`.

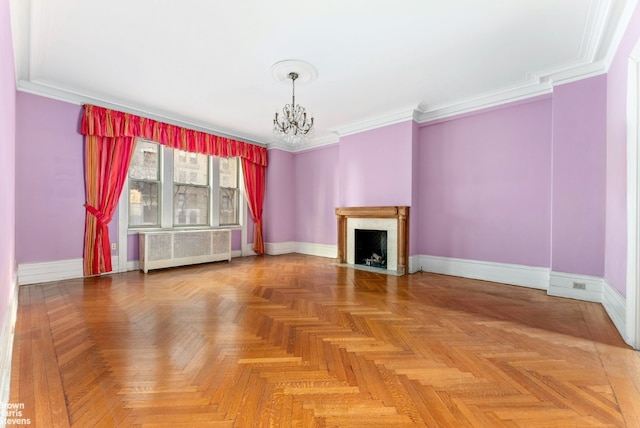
548 271 603 302
419 255 550 290
265 241 296 255
18 258 84 285
408 255 420 274
243 244 258 257
1 270 19 414
295 242 337 259
602 279 626 338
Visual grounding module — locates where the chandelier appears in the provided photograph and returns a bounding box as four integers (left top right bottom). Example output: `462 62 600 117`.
273 68 315 145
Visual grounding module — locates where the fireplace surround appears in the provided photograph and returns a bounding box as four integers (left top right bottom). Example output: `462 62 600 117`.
335 206 409 275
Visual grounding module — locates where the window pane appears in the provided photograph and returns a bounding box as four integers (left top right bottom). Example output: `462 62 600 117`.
219 188 238 225
174 150 208 185
129 140 159 180
174 185 209 226
129 181 159 226
219 157 238 188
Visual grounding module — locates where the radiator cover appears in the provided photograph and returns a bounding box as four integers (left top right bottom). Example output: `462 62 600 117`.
138 229 231 273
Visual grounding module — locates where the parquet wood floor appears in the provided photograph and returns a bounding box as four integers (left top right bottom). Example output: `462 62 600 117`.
8 254 640 427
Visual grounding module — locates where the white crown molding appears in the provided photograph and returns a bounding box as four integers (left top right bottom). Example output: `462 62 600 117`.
580 0 615 63
604 0 640 70
541 60 608 86
268 133 340 153
15 80 267 148
416 82 553 124
417 59 607 125
9 0 31 84
335 107 418 138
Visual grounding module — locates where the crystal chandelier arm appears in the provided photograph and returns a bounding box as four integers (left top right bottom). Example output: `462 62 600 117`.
273 69 314 144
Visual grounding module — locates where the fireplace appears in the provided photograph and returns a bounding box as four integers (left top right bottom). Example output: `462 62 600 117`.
335 206 409 275
355 229 387 269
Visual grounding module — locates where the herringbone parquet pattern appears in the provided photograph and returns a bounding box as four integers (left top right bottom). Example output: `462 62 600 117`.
9 254 640 427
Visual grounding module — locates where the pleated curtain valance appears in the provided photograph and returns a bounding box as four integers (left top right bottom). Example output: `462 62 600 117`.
81 104 268 166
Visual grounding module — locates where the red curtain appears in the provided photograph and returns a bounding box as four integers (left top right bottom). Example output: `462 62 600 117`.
83 135 136 275
242 158 266 254
81 105 269 274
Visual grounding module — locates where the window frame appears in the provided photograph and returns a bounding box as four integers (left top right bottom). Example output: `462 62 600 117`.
126 139 242 231
128 140 162 228
219 157 240 226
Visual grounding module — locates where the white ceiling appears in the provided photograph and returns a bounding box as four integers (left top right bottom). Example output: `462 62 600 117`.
8 0 637 150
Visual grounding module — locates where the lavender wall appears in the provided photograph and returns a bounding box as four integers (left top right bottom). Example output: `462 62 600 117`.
551 76 607 277
605 3 640 296
15 93 85 263
338 121 414 207
0 0 16 327
417 97 553 267
264 149 296 243
294 145 339 245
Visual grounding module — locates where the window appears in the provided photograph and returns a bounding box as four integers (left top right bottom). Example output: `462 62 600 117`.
174 150 209 226
129 140 160 227
127 139 241 229
219 157 239 225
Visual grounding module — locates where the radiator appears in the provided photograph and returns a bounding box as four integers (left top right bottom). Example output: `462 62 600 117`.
138 229 232 273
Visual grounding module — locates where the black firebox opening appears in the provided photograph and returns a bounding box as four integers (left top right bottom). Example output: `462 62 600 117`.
355 229 387 269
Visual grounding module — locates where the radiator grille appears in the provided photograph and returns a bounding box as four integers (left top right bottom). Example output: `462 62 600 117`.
140 229 231 273
148 233 173 261
174 232 212 258
212 231 230 254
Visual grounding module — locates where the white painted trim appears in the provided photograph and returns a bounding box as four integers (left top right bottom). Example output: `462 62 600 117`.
417 82 553 124
626 37 640 349
602 279 627 340
408 255 420 274
15 252 258 282
268 133 340 153
295 242 338 259
15 80 266 147
0 271 19 420
126 260 140 272
548 271 603 303
17 258 84 285
265 241 296 255
117 177 129 273
419 255 550 290
243 244 258 257
604 0 640 71
336 107 418 137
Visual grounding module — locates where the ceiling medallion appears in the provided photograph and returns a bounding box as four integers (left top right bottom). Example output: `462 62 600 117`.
272 60 317 145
